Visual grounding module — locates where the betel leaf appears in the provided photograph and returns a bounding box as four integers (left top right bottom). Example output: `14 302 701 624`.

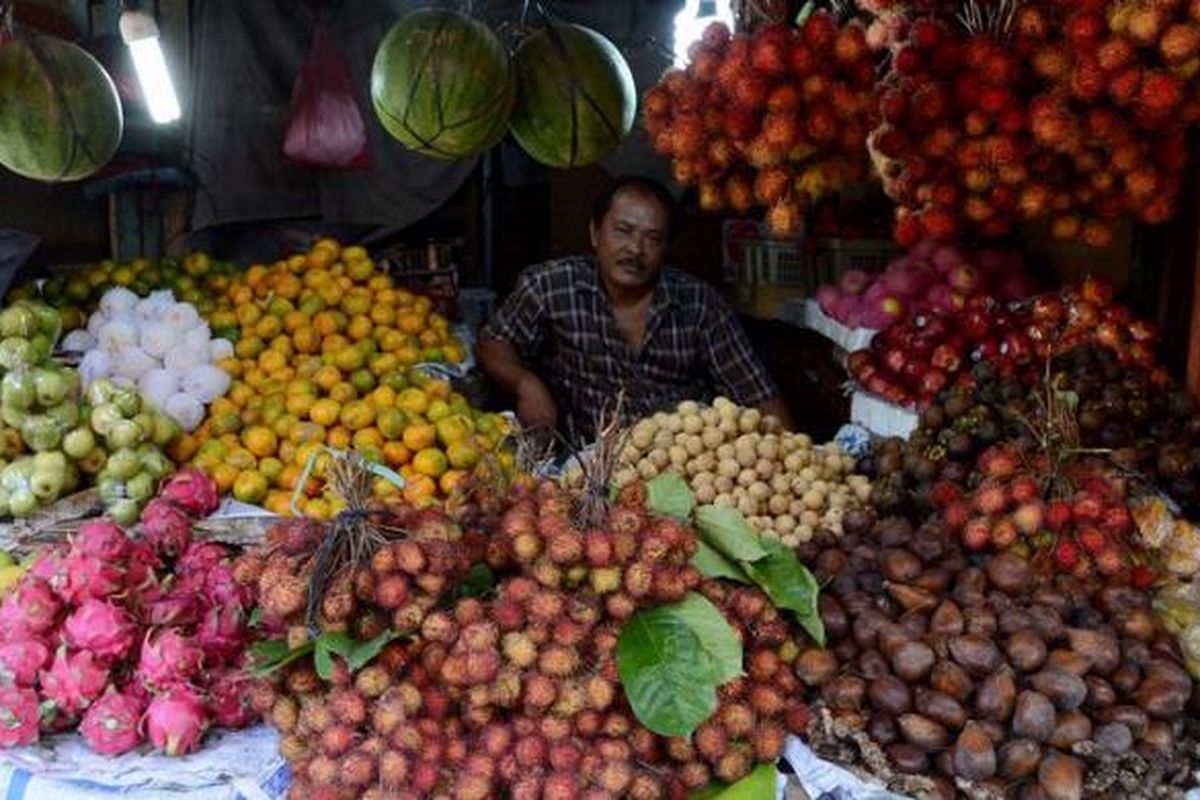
695 505 769 563
711 764 778 799
617 605 719 737
795 0 817 25
671 593 744 684
745 537 826 647
692 540 751 584
347 630 401 673
314 644 336 681
313 631 357 680
455 563 496 600
688 783 726 800
646 472 696 520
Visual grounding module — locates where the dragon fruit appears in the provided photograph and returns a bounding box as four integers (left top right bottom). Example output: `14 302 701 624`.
142 586 205 628
206 669 257 729
139 498 193 559
79 688 146 756
28 546 71 597
0 639 51 687
39 648 110 715
145 686 209 756
203 563 251 608
195 604 247 662
136 629 203 690
160 468 220 518
73 520 132 562
63 599 136 662
0 578 61 638
176 541 229 580
0 687 40 747
125 540 164 593
57 553 125 604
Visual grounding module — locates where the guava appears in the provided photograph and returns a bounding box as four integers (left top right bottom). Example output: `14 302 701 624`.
0 305 38 338
0 338 35 370
125 472 155 503
106 420 143 450
33 368 70 407
106 499 140 526
9 488 38 517
90 404 122 436
105 449 141 481
1 372 34 412
62 427 96 460
20 415 63 452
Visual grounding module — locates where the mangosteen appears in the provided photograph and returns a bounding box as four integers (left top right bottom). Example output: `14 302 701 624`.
947 432 973 459
920 405 946 432
976 419 1001 444
945 394 972 419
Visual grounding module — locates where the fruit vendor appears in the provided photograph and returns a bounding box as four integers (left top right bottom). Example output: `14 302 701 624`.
477 176 793 441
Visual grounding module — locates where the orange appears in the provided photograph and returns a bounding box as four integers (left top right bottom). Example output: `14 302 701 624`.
236 336 265 359
333 347 366 373
353 427 384 452
290 421 327 445
286 393 316 418
367 274 392 292
312 311 340 337
426 399 451 423
212 463 239 494
403 475 437 507
369 386 397 411
235 304 262 328
168 434 199 463
305 497 331 520
314 365 341 392
282 310 309 333
396 388 429 416
217 357 242 378
373 477 402 499
425 379 452 400
259 457 284 486
267 297 295 317
278 464 301 491
342 245 368 262
370 305 396 327
440 469 467 495
242 426 278 458
339 400 375 431
265 491 293 516
210 411 243 437
273 273 302 300
229 286 253 306
347 314 373 341
295 356 323 378
329 382 357 404
382 441 411 467
369 353 399 377
255 315 283 339
277 440 296 465
446 441 480 470
402 423 436 451
327 426 352 450
376 329 407 353
397 312 425 335
309 399 341 427
376 407 408 439
349 369 376 394
259 350 287 375
229 383 256 407
419 329 441 348
233 470 269 504
322 333 350 355
347 259 374 282
412 448 448 478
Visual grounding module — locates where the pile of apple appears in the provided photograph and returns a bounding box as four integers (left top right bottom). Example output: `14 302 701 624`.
846 277 1161 409
643 13 881 235
815 238 1036 330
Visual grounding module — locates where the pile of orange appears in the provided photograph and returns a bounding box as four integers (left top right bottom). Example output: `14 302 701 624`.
170 239 515 518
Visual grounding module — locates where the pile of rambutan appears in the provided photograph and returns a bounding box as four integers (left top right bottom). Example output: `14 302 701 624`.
643 13 881 236
239 478 816 799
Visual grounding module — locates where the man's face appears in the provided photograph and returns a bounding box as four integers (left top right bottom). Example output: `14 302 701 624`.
590 188 669 292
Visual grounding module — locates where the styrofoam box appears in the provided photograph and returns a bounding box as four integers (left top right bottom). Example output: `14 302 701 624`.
803 299 879 352
850 391 919 440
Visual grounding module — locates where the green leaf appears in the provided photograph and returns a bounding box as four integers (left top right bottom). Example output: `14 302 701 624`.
646 472 695 520
713 764 778 799
695 505 769 563
688 783 727 800
692 541 751 584
314 643 335 681
249 639 315 677
671 593 744 684
317 631 356 658
745 537 826 647
248 607 263 628
617 605 719 737
348 630 400 673
455 563 496 600
795 0 817 25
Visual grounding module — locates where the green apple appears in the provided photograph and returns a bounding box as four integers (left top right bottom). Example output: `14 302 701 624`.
112 389 141 418
125 472 155 503
106 499 140 526
106 420 144 450
32 368 69 407
152 414 181 448
87 380 116 406
0 305 38 338
0 338 35 370
90 403 122 436
20 415 63 453
105 449 141 481
77 448 107 475
1 371 34 412
8 489 37 517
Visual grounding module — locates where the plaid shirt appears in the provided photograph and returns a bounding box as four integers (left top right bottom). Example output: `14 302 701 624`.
482 256 777 441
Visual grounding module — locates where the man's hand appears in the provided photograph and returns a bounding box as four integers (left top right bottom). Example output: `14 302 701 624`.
516 374 558 431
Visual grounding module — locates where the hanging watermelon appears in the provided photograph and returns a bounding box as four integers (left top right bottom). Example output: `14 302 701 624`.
0 32 123 182
370 8 514 161
509 23 635 168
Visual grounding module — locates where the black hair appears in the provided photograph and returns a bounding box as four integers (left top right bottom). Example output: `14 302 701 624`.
590 175 679 240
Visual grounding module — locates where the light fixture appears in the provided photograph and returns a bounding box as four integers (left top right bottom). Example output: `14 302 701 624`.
672 0 735 67
119 6 181 124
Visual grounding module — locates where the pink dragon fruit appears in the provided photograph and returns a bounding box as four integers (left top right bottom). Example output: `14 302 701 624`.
73 520 132 562
79 687 146 756
139 498 194 559
195 604 247 662
27 546 71 597
0 578 61 638
58 553 126 604
0 687 40 747
63 599 136 662
206 669 257 729
203 563 251 608
39 648 110 715
177 541 229 580
136 629 203 690
160 468 220 518
142 587 205 628
145 686 209 756
0 639 51 688
125 540 164 590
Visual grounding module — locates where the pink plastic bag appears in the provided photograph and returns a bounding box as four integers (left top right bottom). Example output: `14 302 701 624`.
282 27 371 170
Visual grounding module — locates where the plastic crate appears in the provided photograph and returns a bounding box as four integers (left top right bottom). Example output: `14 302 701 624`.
739 238 819 290
814 238 902 276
